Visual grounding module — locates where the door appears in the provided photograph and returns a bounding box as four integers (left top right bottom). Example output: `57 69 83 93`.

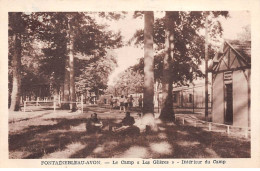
224 83 233 124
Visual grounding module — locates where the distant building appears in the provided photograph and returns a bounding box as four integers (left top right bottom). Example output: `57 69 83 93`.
171 80 211 109
153 78 211 110
209 40 251 127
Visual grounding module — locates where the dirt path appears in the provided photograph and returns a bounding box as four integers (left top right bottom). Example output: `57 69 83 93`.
8 106 250 159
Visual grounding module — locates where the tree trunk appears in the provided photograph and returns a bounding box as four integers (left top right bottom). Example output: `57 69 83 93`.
142 11 155 127
10 33 22 111
62 51 70 109
159 12 176 121
204 12 209 121
68 23 77 112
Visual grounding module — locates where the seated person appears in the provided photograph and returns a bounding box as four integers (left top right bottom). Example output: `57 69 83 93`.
113 112 140 136
122 112 135 126
86 113 103 133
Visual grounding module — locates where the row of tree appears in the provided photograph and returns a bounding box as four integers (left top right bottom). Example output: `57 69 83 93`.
9 12 123 111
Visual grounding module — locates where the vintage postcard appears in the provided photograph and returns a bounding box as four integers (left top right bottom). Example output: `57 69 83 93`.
0 0 260 168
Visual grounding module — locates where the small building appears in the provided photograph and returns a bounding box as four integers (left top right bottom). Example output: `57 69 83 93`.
209 40 251 127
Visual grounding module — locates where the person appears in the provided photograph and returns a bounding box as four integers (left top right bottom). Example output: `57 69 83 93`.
110 95 114 110
112 112 140 136
124 96 128 112
138 95 143 108
128 95 134 110
122 111 135 126
86 113 103 133
119 95 124 112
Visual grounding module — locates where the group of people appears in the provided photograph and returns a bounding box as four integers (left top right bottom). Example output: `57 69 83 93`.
110 95 143 112
86 112 140 136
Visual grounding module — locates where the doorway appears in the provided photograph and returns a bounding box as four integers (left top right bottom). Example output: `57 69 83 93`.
224 83 233 124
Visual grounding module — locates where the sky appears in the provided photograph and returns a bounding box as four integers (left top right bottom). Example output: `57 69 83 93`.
105 11 250 85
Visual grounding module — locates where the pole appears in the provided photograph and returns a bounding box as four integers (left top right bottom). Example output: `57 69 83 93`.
227 125 230 135
58 91 61 106
36 97 39 106
54 101 56 112
53 95 56 112
193 84 195 114
158 93 160 113
205 12 209 121
24 101 26 112
81 94 83 113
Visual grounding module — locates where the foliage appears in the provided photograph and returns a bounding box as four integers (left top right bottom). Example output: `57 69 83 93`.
113 67 144 96
129 11 229 86
9 12 124 98
8 13 46 96
75 50 118 94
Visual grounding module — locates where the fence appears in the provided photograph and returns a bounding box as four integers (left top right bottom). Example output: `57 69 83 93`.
22 98 84 113
175 115 250 139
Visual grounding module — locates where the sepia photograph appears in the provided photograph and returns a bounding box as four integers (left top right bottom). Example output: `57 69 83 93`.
7 10 251 159
1 0 260 168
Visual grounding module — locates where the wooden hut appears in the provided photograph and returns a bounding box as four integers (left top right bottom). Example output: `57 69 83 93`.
209 40 251 127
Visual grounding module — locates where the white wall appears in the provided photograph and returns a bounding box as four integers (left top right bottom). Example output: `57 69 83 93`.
212 73 224 123
233 69 249 127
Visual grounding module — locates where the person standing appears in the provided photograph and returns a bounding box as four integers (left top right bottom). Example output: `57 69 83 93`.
138 95 143 108
128 95 134 110
119 95 125 112
124 96 128 112
110 95 114 110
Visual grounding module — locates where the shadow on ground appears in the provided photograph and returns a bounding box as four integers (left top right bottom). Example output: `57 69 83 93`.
9 110 250 159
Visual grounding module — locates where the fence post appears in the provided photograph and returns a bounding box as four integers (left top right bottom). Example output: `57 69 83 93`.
24 101 26 112
227 125 230 135
209 122 212 131
53 101 56 112
36 97 39 106
182 117 185 125
58 94 61 106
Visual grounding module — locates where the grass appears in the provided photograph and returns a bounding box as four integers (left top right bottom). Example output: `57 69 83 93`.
8 106 250 159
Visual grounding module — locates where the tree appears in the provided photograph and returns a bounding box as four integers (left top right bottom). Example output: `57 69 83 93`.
67 14 77 111
159 12 176 121
142 11 155 127
9 13 25 111
130 11 229 120
113 67 144 96
32 12 122 109
8 12 124 111
75 50 118 98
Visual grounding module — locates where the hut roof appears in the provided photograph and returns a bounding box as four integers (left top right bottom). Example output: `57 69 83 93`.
226 39 251 63
209 39 251 71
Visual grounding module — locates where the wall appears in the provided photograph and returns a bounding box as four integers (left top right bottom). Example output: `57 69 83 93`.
233 69 250 127
212 72 224 123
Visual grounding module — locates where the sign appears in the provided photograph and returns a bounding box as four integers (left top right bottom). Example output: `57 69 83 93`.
224 71 232 84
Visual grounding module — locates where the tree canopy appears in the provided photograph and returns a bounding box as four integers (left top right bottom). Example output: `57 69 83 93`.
8 12 124 107
129 11 229 86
